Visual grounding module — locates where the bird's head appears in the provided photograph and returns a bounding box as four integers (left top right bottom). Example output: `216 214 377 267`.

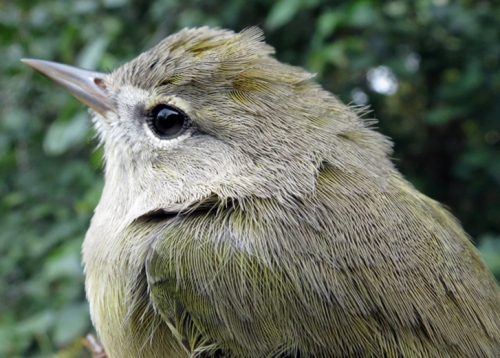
24 27 394 220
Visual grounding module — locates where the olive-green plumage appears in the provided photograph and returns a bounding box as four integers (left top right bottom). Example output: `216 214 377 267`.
25 27 500 357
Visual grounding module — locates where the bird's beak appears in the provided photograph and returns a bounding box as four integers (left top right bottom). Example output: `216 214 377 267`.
21 59 116 116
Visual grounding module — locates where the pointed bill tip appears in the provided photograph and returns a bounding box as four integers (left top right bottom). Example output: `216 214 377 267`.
21 58 34 65
22 58 115 116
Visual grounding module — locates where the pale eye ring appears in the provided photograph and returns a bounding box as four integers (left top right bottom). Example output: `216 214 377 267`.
147 104 189 139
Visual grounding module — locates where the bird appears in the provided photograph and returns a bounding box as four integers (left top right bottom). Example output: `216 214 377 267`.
23 27 500 358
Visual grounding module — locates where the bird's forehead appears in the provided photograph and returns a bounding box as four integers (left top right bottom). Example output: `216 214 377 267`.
114 85 192 115
116 85 150 107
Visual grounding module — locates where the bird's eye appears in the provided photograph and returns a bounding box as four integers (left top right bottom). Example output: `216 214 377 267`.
147 104 188 139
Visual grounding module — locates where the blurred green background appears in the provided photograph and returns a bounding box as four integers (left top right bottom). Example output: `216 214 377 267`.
1 0 499 356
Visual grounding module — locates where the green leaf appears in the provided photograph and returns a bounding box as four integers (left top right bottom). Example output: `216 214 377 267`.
346 1 379 27
266 0 302 31
425 106 464 125
53 303 90 347
16 311 55 336
2 109 29 136
44 241 84 282
43 112 89 156
77 36 110 70
316 10 343 39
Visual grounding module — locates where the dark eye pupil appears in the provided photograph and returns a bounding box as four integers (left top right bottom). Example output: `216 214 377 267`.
150 106 187 138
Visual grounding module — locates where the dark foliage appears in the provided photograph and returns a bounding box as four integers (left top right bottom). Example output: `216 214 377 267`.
1 0 499 356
